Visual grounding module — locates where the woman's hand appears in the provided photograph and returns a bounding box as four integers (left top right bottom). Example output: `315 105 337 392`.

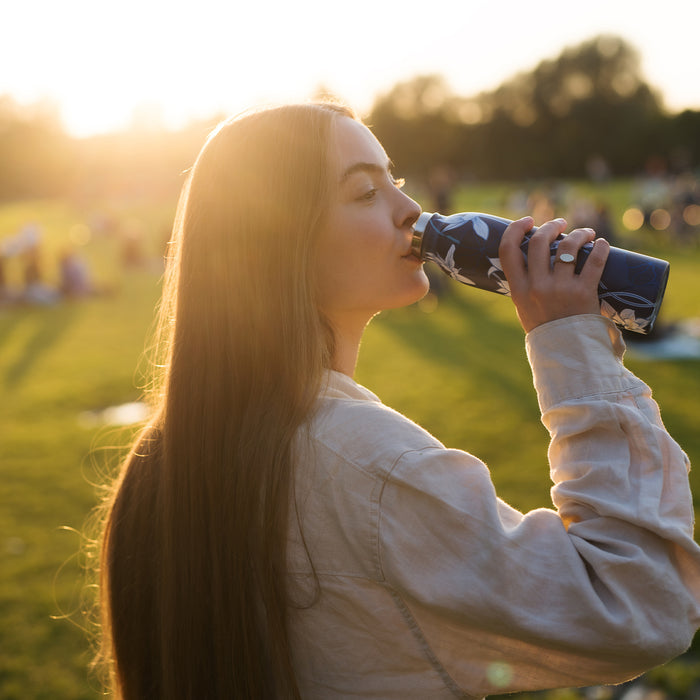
499 217 610 333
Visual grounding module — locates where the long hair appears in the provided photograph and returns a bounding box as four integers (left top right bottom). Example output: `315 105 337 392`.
97 101 354 698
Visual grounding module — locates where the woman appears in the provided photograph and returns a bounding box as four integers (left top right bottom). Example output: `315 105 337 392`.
96 101 700 699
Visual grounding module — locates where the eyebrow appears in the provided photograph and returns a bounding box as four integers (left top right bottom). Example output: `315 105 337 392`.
339 160 392 184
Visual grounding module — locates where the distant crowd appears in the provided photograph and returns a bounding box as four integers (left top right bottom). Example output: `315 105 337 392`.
428 164 700 250
0 223 98 307
0 212 166 309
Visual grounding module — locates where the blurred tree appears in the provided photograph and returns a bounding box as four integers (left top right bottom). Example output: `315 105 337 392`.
368 75 464 180
660 109 700 171
1 33 698 203
368 35 678 180
71 122 209 202
468 34 666 178
0 96 75 200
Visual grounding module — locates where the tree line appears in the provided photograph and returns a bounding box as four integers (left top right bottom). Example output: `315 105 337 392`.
1 34 699 202
369 35 700 182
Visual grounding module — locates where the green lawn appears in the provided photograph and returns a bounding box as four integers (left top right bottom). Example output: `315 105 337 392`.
1 185 699 698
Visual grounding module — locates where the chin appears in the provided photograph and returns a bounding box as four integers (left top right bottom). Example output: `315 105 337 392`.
413 269 431 300
397 274 432 309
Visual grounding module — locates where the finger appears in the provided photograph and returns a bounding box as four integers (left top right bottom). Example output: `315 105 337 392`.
525 218 567 278
499 216 534 287
552 228 596 271
578 237 610 287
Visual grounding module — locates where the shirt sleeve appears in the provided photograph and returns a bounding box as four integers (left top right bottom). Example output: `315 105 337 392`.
377 314 700 698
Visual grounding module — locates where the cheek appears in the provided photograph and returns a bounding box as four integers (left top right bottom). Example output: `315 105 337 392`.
316 246 371 300
315 227 356 299
317 217 384 282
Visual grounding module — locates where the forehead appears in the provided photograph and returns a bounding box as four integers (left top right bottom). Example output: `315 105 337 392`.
331 117 389 175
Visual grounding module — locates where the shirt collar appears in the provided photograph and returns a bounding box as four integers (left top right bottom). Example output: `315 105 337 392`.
321 369 381 403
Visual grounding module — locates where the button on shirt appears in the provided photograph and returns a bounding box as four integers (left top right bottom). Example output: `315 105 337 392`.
288 315 700 699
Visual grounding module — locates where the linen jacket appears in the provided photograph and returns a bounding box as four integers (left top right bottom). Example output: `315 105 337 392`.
288 314 700 699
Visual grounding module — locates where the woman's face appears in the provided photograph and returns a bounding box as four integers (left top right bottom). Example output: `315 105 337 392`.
316 117 429 330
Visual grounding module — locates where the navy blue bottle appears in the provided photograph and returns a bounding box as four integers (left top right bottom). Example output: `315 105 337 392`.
411 212 669 334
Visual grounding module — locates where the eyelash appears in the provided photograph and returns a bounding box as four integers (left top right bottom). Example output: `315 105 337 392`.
360 189 378 201
358 174 405 201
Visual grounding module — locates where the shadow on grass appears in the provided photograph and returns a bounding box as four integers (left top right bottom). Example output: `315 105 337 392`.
377 288 538 412
1 303 79 390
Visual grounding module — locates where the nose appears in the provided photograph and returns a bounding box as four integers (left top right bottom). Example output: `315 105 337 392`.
394 188 422 230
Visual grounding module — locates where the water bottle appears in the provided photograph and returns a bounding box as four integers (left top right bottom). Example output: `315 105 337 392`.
411 211 669 334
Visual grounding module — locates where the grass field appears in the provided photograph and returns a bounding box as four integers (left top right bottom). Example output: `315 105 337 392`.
1 181 699 698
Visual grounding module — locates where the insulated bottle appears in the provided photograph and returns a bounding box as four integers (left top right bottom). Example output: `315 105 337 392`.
411 211 669 334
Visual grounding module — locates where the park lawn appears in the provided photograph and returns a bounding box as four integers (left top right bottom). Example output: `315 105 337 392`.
1 272 161 698
1 188 699 698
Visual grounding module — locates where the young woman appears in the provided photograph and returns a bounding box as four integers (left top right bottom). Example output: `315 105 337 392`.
96 101 700 699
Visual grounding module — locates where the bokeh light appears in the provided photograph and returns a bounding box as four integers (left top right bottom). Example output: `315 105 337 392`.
622 207 644 231
683 204 700 227
487 662 514 688
650 209 671 230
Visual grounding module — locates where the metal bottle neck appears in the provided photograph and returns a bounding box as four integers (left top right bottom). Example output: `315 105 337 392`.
410 212 434 258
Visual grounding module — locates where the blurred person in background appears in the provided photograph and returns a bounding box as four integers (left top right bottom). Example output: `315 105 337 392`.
58 246 94 299
94 101 700 699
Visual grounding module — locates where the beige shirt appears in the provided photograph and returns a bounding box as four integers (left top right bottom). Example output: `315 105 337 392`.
288 315 700 699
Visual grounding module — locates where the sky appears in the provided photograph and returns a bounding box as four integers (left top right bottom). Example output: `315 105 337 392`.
3 0 700 137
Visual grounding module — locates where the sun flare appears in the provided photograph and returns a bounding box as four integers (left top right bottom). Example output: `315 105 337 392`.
2 0 700 137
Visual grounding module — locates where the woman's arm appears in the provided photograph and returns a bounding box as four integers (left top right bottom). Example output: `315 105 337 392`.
377 222 700 696
378 315 700 696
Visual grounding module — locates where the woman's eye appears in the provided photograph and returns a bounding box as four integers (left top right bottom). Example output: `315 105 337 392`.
359 188 378 201
355 173 404 202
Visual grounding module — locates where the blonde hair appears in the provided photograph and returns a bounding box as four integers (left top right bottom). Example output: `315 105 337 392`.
97 101 355 698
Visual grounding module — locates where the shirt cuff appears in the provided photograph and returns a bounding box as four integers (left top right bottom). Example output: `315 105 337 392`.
525 314 644 412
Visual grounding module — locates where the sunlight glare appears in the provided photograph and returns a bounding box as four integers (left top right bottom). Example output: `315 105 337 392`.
3 0 700 137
